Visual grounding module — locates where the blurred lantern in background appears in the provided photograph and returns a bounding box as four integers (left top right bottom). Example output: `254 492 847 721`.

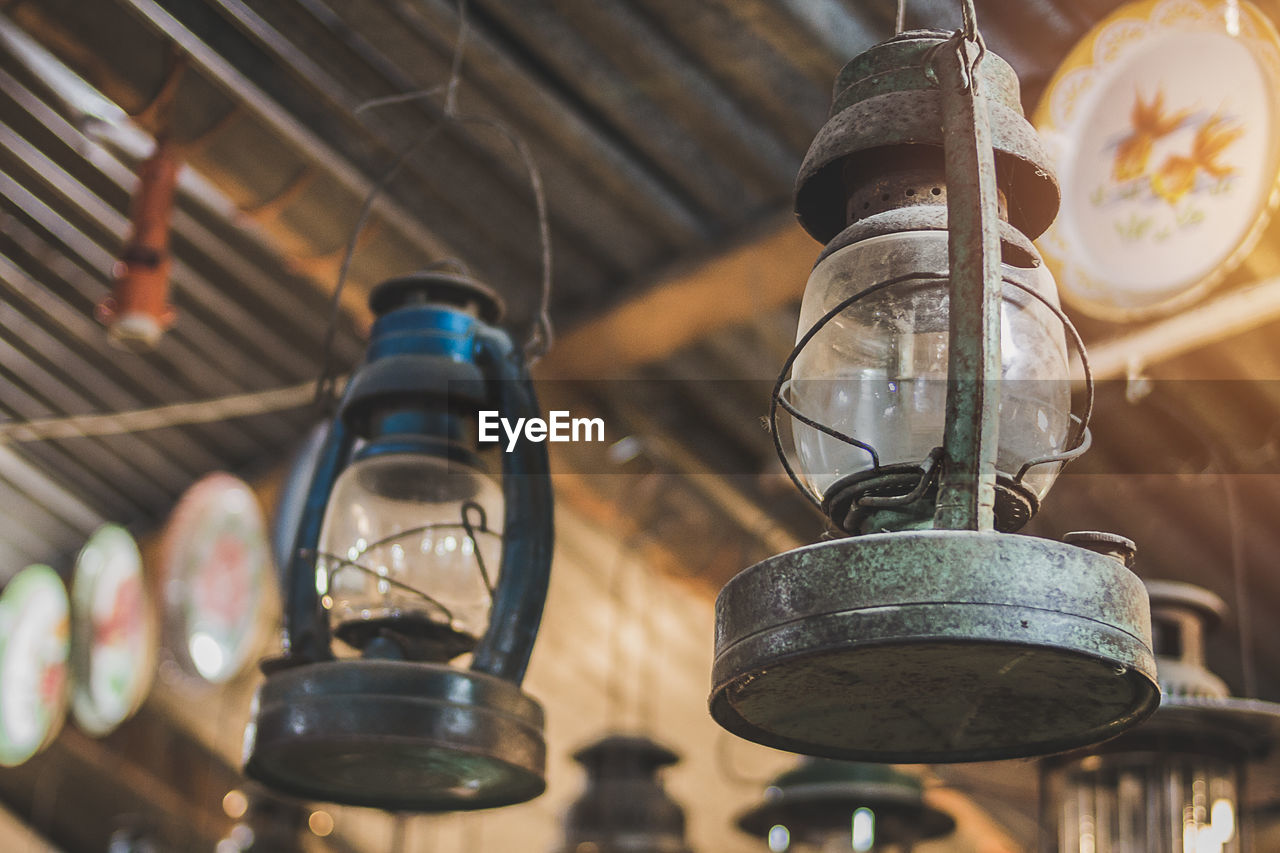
710 21 1159 766
1041 580 1280 853
70 523 156 735
244 266 554 812
160 472 269 685
96 135 179 349
0 563 69 766
556 735 694 853
737 760 954 853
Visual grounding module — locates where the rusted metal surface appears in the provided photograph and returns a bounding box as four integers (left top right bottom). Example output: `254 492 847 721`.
934 35 1003 532
794 30 1059 245
711 530 1159 762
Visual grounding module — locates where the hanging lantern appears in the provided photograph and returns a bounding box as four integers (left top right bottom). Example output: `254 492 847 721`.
244 267 554 812
710 25 1160 763
1041 580 1280 853
96 135 179 349
738 760 954 853
556 735 694 853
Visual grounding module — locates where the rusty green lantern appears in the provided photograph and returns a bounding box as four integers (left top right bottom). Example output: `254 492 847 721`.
737 760 954 852
709 25 1160 763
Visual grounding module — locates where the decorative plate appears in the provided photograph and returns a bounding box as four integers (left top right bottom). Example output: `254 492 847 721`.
1033 0 1280 321
70 524 156 736
0 564 70 766
161 473 268 684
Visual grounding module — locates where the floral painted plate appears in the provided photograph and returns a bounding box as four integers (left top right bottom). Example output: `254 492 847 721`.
1034 0 1280 321
161 473 269 684
0 564 69 766
70 524 156 736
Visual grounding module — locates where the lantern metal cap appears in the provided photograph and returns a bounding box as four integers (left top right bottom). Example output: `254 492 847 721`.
794 33 1060 245
369 267 505 323
573 734 681 771
710 530 1160 763
243 660 546 812
1145 578 1229 626
737 760 955 845
1063 531 1137 568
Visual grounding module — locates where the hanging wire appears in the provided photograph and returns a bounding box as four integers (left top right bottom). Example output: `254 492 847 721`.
895 0 907 34
604 469 663 729
0 377 329 442
960 0 979 40
0 0 553 442
316 0 555 409
390 814 408 853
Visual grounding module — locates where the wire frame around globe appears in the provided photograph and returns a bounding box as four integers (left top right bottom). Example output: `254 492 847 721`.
770 266 1095 534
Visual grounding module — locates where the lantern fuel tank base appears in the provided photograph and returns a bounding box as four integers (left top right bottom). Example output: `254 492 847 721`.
710 530 1160 763
244 660 545 812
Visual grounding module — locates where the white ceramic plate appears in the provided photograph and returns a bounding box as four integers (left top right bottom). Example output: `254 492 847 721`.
1034 0 1280 321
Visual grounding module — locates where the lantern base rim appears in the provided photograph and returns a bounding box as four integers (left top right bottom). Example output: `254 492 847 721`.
710 530 1160 763
244 659 545 811
1045 694 1280 765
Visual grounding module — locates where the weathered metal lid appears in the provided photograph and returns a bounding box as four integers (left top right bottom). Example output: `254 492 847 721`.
737 759 955 845
795 31 1060 245
368 268 505 323
243 660 546 811
710 530 1160 763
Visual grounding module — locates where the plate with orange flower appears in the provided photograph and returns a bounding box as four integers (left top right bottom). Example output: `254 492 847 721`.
0 564 70 766
1034 0 1280 321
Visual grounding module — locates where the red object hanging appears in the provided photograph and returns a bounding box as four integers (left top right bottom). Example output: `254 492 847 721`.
96 136 180 349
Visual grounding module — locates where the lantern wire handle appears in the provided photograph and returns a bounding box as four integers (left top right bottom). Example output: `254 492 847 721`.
895 0 907 34
305 496 503 625
772 272 1094 510
460 500 496 600
315 0 556 410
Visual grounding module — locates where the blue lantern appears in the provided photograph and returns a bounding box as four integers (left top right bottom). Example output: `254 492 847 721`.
244 267 554 812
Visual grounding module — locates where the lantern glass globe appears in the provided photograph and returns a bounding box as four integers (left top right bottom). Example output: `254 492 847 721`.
789 230 1072 506
317 451 502 660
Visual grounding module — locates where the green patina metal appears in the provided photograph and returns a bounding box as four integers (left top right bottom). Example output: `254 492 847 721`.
737 758 955 846
710 531 1160 763
933 36 1003 533
714 25 1160 764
